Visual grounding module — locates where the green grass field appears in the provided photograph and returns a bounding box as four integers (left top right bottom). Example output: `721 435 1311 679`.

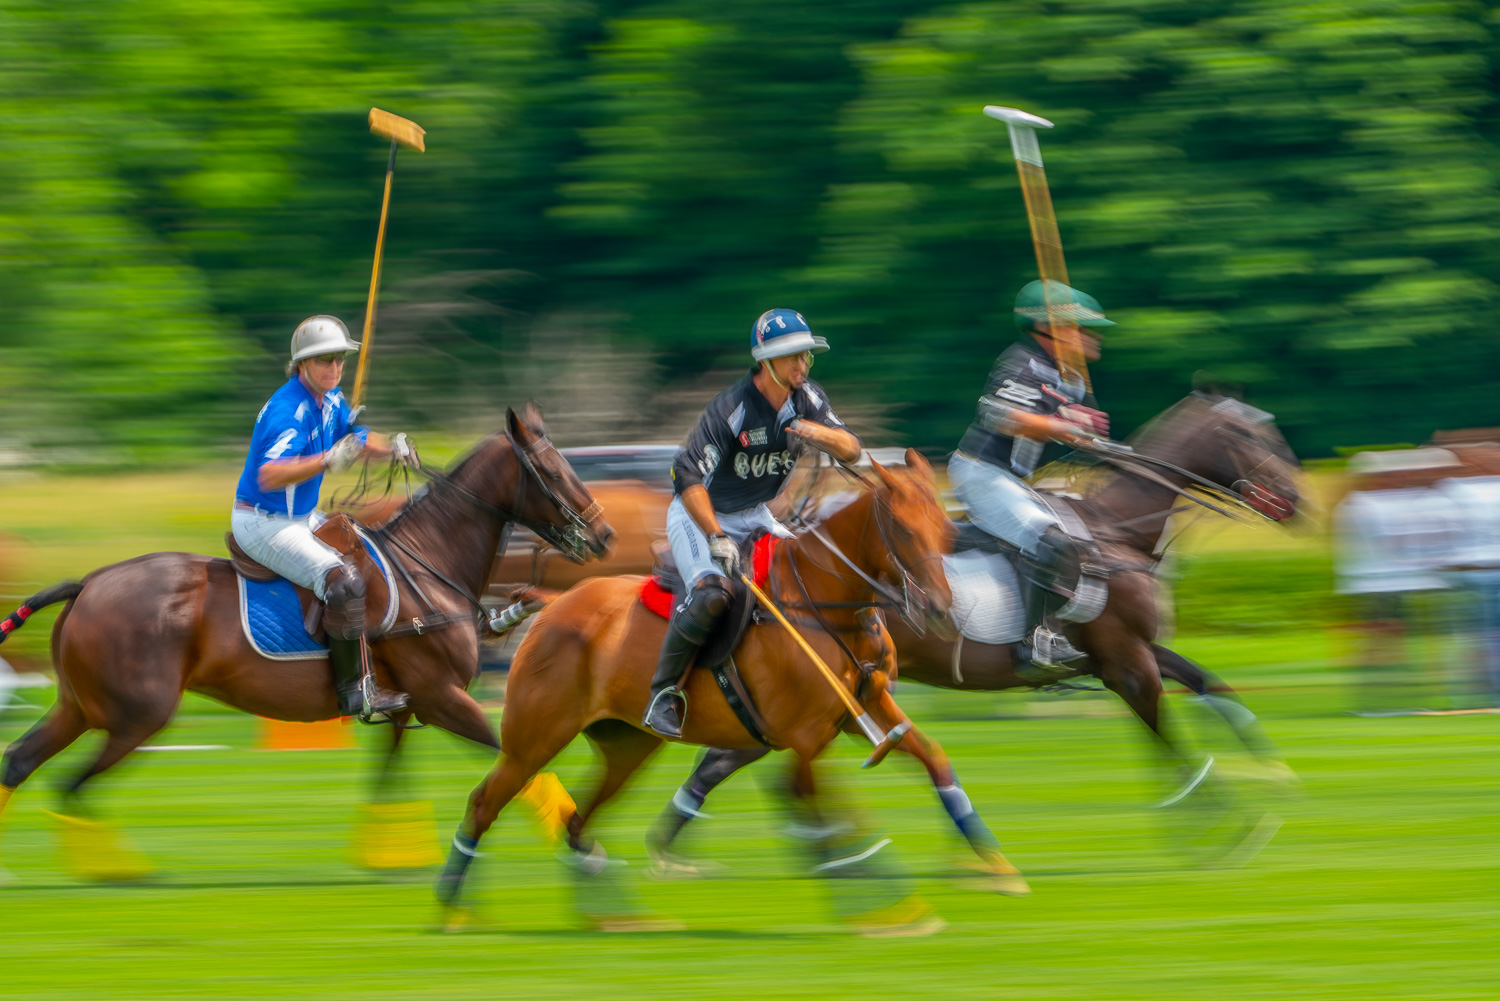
2 467 1496 999
1 658 1496 1001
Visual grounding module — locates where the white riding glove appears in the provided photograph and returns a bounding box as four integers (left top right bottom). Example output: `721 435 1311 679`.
390 432 420 468
707 534 741 579
1057 405 1110 437
324 434 364 473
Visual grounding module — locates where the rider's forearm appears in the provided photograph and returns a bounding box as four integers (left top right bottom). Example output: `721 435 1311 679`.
257 454 328 491
795 423 862 464
679 484 724 538
362 432 393 458
1004 409 1081 443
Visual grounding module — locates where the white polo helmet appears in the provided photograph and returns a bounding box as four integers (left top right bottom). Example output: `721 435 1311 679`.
290 315 361 365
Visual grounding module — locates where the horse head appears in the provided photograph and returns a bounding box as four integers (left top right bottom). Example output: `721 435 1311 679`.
866 448 956 634
1133 394 1301 522
505 402 616 562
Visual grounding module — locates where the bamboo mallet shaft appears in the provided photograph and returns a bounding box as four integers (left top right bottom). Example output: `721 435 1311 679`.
352 108 426 413
741 574 886 746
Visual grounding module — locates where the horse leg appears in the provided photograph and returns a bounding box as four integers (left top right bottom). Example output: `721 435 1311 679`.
1153 644 1283 763
62 702 178 808
646 746 769 870
370 712 413 801
855 688 1028 893
435 707 579 910
568 720 663 856
1 696 89 806
411 686 499 751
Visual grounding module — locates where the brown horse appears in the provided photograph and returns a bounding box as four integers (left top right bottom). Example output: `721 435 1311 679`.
0 406 614 834
651 393 1302 868
433 450 960 913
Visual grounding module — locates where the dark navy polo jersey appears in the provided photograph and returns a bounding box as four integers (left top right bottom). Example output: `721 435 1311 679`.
672 369 856 513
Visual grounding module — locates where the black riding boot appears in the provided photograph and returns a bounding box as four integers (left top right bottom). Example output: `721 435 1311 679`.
1014 527 1083 684
643 577 729 738
323 562 408 721
329 636 409 719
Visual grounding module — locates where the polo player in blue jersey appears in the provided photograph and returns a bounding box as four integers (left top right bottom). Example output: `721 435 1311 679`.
642 308 863 738
231 315 416 720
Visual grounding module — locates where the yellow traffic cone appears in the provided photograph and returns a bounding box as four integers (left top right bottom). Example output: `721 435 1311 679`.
351 800 443 870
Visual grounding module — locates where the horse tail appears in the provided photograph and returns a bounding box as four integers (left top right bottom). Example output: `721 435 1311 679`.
0 581 85 646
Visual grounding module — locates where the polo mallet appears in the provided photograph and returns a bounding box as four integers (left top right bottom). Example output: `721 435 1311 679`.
740 574 907 768
350 108 427 416
983 105 1090 392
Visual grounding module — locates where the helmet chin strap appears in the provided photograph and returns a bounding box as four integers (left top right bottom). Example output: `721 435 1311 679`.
764 359 789 390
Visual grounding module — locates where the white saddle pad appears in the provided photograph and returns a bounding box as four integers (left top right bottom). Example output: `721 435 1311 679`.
942 549 1026 645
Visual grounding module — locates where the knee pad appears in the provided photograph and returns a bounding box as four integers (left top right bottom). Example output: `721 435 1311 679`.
323 562 367 639
673 575 731 645
1028 527 1082 598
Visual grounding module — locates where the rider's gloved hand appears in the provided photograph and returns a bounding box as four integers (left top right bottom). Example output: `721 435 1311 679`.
707 534 741 579
1058 405 1109 437
390 432 420 469
324 434 364 473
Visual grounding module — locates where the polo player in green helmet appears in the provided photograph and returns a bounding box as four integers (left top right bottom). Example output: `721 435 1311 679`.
950 279 1113 682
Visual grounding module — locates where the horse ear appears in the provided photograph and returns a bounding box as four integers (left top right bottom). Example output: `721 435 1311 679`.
869 458 898 491
520 399 546 434
905 448 934 481
506 406 533 445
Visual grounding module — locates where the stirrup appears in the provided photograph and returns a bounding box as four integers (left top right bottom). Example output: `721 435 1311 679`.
642 687 687 738
354 674 410 726
1032 626 1084 667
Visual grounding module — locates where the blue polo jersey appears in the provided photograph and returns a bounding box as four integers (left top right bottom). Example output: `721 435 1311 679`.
235 377 366 516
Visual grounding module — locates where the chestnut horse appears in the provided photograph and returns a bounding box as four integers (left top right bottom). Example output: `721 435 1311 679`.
651 394 1301 867
0 407 613 829
434 450 961 911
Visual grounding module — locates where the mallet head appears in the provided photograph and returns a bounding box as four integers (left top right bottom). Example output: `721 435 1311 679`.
369 108 426 152
982 106 1054 130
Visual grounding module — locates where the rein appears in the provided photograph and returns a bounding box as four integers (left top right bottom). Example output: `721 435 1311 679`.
371 429 602 635
776 462 934 638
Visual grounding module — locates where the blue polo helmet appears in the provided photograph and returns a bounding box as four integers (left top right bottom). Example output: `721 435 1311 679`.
751 308 830 362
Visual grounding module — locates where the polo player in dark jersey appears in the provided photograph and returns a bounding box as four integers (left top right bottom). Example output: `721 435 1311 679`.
950 279 1113 682
642 308 862 738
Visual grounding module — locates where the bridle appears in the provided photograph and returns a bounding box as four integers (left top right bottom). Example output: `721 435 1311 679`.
781 462 942 638
372 430 604 624
1078 401 1297 545
505 434 605 563
415 432 603 564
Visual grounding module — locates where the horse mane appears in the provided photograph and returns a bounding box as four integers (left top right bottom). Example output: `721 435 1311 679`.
376 428 509 535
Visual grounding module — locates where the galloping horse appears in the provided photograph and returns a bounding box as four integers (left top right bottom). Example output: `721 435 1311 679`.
651 393 1301 866
435 451 961 912
0 406 613 831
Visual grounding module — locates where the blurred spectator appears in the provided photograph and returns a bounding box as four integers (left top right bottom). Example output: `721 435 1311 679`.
1333 449 1464 714
1435 474 1500 707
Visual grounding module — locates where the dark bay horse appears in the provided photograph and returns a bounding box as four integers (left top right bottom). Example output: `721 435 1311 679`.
434 450 965 916
0 406 613 836
652 394 1302 868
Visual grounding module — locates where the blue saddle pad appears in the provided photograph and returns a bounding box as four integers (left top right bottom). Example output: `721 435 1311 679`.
237 529 396 661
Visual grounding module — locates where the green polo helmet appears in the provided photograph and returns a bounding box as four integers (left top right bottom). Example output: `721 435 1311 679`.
1013 279 1115 334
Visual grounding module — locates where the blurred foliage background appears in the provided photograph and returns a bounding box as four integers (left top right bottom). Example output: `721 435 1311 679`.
3 0 1500 463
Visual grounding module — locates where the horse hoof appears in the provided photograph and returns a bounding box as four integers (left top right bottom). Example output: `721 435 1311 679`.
851 895 947 938
590 916 685 933
965 849 1031 896
858 913 949 938
646 851 724 881
438 906 472 933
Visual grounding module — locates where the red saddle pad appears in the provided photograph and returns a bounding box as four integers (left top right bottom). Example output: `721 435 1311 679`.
639 536 778 619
